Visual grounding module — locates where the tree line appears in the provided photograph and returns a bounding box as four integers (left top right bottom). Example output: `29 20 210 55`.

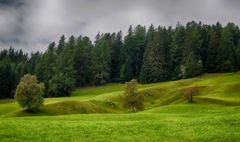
0 21 239 98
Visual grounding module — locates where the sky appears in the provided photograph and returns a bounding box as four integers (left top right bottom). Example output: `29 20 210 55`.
0 0 239 53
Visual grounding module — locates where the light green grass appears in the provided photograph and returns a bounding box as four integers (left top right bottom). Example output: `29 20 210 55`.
1 72 240 141
1 105 240 141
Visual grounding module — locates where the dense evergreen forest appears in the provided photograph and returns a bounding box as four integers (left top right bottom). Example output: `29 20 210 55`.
0 21 240 98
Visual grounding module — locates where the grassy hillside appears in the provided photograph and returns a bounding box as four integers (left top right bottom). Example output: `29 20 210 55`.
0 72 240 141
1 108 240 142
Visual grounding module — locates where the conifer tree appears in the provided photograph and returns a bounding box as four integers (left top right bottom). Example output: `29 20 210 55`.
182 21 203 78
206 23 222 72
120 26 135 81
133 25 146 76
0 58 17 98
56 35 66 54
110 32 123 81
73 36 93 86
140 27 170 83
217 23 237 72
93 33 111 85
170 23 185 79
120 56 133 82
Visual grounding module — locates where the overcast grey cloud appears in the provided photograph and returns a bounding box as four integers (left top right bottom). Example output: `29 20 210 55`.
0 0 239 52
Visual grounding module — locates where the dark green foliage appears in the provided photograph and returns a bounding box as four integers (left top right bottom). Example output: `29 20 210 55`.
53 46 75 97
146 24 155 43
56 35 66 54
120 26 135 81
121 25 147 80
217 23 238 72
181 22 203 78
73 36 93 86
0 21 240 99
93 33 111 85
56 45 75 80
183 22 202 60
35 42 57 97
205 23 222 72
199 25 210 71
183 52 203 78
67 36 75 49
110 32 123 82
36 38 76 97
140 27 170 83
0 58 18 98
48 72 75 97
132 25 147 76
236 41 240 69
170 23 185 79
120 56 133 82
35 42 56 82
28 52 41 74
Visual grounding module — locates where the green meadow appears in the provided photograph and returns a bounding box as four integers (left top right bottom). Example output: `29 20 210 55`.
1 72 240 141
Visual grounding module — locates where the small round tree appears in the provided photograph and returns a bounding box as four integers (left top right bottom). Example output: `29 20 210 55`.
122 79 144 113
184 86 199 103
14 74 44 112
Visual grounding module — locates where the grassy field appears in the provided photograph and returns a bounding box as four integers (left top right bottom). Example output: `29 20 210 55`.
1 72 240 141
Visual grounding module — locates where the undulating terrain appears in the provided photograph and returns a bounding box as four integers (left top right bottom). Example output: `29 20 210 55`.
1 72 240 141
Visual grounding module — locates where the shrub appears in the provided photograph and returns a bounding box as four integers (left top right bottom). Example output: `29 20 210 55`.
184 86 199 102
14 74 44 112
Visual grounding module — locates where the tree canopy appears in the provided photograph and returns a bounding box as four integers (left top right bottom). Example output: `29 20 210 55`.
14 74 44 111
0 21 239 98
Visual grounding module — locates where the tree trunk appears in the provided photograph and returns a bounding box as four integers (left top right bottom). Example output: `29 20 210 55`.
189 94 193 102
27 105 32 112
131 106 135 113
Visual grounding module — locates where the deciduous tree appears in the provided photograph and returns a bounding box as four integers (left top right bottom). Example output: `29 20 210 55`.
122 79 144 113
14 74 44 112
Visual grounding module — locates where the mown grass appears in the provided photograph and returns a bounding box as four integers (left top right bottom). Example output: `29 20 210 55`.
1 104 240 141
0 72 240 141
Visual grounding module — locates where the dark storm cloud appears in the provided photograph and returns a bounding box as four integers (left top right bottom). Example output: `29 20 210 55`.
0 0 23 6
0 0 239 52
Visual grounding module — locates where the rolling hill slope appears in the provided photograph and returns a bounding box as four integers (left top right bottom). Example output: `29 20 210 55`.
1 72 240 141
0 72 239 116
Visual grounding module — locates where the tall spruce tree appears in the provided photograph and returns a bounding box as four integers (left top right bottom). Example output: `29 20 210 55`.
133 25 146 76
206 23 222 72
0 58 17 98
170 23 185 79
200 24 210 71
93 33 111 85
56 35 66 54
120 26 134 82
49 37 76 97
182 21 203 78
110 32 123 82
140 27 170 83
217 23 237 72
73 36 94 86
120 55 133 82
35 42 56 82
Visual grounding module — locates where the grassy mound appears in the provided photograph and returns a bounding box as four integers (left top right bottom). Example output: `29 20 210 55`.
139 73 240 108
12 101 109 117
